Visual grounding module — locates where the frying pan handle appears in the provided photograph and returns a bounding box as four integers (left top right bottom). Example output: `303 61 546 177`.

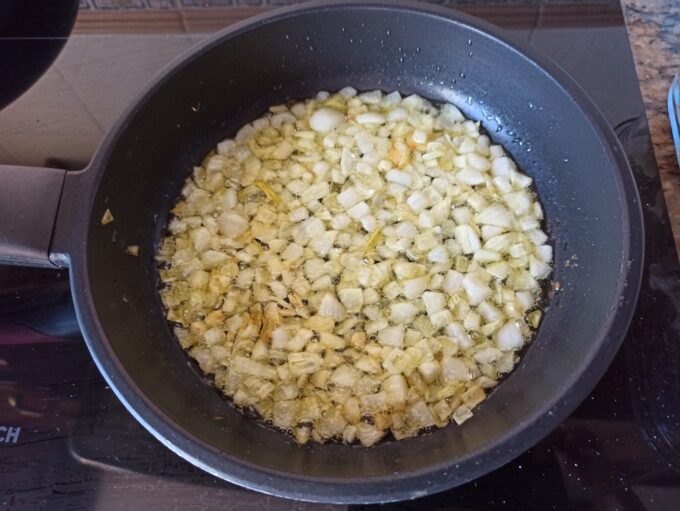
0 165 67 268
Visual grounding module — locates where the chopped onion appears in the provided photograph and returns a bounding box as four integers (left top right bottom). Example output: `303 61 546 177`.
338 288 363 312
443 270 464 294
378 326 405 347
159 88 552 448
217 211 248 238
477 203 513 228
347 201 370 219
337 187 362 209
356 112 386 125
496 322 523 351
318 293 345 319
422 292 446 316
454 225 481 254
403 276 429 300
386 169 413 187
457 167 485 186
406 191 429 213
309 107 344 133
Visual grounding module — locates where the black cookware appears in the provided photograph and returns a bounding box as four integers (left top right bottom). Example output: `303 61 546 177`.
0 1 643 503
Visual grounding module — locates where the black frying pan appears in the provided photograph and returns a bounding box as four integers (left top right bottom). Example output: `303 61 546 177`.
0 1 643 503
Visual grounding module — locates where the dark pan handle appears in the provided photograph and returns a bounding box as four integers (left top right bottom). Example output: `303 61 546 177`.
0 165 67 268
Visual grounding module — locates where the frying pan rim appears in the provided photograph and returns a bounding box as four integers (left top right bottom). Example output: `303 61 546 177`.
66 0 645 503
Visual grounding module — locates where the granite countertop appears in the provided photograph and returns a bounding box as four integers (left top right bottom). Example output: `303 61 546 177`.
622 0 680 254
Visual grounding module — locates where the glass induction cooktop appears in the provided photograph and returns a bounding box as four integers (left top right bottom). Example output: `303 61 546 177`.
2 1 680 510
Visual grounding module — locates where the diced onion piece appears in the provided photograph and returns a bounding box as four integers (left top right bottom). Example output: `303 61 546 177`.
387 107 408 122
289 207 309 222
406 191 429 213
529 255 552 279
417 360 440 383
217 211 248 238
191 228 211 252
329 364 361 387
481 225 506 241
288 352 323 376
310 107 344 133
477 203 513 228
201 250 229 269
478 301 503 322
318 293 345 319
473 249 501 263
396 221 418 238
486 261 511 280
310 231 338 257
422 292 446 316
281 243 304 261
393 262 426 279
101 208 114 225
496 322 523 351
441 357 469 382
347 201 370 219
361 215 378 233
233 356 277 380
536 244 553 263
491 156 514 177
338 288 363 312
294 217 326 245
467 153 491 171
337 187 362 209
355 423 385 447
331 213 351 230
527 229 548 246
430 310 453 329
516 291 535 310
525 310 541 328
300 182 330 204
356 356 381 374
403 276 429 300
378 326 405 347
504 190 532 216
389 302 419 324
386 169 412 187
457 167 484 186
356 112 386 125
462 274 492 306
453 207 473 225
446 322 473 349
427 245 449 264
454 225 481 254
443 270 464 294
438 103 464 126
408 401 436 428
484 233 514 253
453 405 473 425
384 374 408 405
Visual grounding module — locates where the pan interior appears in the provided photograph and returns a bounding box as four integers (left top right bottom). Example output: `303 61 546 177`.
84 5 634 483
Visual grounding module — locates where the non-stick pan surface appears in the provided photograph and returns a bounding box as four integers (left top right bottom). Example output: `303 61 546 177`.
0 1 643 503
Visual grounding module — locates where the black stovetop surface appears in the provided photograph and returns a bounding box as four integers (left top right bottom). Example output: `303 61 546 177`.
2 1 680 510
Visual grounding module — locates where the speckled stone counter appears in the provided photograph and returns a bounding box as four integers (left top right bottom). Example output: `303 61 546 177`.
622 0 680 254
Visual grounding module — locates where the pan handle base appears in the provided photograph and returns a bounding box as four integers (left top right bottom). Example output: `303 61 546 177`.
0 165 66 268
